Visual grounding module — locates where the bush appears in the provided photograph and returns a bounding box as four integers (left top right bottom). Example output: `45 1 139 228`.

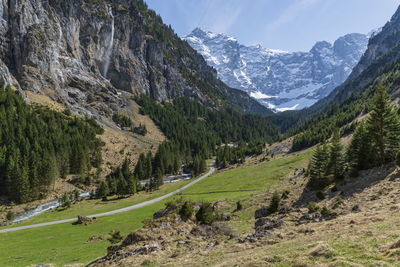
73 190 80 201
112 113 133 128
235 201 243 211
332 198 343 209
308 202 320 213
196 202 216 225
307 176 331 191
6 210 15 221
316 191 325 200
59 194 71 209
165 200 179 211
281 190 290 200
141 260 153 266
396 150 400 167
179 202 194 221
133 124 148 136
321 206 331 215
107 230 123 244
267 191 281 214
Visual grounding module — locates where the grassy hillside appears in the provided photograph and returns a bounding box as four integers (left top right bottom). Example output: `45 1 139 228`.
0 151 310 266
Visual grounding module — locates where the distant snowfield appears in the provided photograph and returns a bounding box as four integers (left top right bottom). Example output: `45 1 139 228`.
185 28 369 112
249 91 275 99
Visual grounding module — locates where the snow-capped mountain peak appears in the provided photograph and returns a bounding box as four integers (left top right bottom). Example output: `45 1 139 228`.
185 29 368 112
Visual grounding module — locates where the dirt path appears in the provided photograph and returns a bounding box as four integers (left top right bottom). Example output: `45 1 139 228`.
0 164 215 234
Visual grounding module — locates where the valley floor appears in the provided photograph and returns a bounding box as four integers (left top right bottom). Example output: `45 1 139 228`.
2 148 400 266
89 157 400 267
0 151 309 266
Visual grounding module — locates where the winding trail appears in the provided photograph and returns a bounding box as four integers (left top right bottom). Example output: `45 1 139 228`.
0 164 215 234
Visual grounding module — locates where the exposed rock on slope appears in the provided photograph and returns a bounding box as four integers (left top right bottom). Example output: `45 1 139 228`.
0 0 270 118
185 28 368 111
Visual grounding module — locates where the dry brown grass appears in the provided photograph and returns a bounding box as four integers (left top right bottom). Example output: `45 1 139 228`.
89 156 400 266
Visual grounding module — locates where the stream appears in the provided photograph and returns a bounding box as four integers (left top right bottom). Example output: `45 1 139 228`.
12 191 90 224
12 174 192 224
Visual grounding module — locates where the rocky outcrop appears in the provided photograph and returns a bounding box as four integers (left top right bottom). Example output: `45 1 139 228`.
0 0 270 120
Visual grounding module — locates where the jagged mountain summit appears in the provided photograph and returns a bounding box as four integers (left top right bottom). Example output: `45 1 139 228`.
185 28 369 111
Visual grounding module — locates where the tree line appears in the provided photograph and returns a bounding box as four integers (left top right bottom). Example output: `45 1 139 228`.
134 96 278 179
0 87 104 203
307 84 400 190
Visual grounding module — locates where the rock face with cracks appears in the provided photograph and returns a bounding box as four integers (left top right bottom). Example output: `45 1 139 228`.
0 0 269 120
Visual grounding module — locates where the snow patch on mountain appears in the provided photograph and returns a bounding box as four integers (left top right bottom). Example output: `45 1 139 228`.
185 28 369 112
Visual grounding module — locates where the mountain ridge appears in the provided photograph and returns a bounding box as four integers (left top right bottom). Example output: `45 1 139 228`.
185 28 368 111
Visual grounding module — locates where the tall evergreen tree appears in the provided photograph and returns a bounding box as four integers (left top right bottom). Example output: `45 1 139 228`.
307 145 329 190
367 84 400 165
327 129 344 180
96 181 109 200
346 122 372 173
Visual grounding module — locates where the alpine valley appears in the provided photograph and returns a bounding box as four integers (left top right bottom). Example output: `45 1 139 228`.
1 1 400 267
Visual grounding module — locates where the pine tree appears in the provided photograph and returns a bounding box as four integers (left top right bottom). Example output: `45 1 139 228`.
307 145 330 190
346 122 372 173
327 129 344 180
96 181 109 200
116 178 128 198
267 191 281 214
134 153 146 180
367 84 400 165
145 151 153 179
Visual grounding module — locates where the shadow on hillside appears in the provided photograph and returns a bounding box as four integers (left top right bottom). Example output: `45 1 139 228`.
293 164 398 207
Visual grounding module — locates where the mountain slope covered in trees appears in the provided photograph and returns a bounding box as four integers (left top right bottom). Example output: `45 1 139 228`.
0 88 104 203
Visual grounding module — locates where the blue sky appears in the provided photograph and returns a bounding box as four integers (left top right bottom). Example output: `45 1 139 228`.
145 0 399 52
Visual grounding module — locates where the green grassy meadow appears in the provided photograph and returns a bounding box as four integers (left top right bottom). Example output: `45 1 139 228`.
0 151 310 266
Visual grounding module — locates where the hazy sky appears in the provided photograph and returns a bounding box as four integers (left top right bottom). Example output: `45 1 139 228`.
145 0 399 52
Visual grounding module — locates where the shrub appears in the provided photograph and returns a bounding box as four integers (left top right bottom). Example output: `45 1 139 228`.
107 230 123 244
179 202 194 221
267 191 281 214
332 197 343 209
112 113 133 128
308 202 320 213
196 202 216 225
307 176 331 191
59 194 71 209
165 200 179 211
235 201 243 211
133 124 148 136
6 210 15 221
73 190 80 201
320 206 331 216
141 260 153 266
281 190 290 199
316 191 325 200
396 150 400 167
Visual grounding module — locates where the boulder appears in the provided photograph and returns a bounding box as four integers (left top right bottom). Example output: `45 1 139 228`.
255 218 283 232
76 215 95 225
352 205 361 212
254 207 269 219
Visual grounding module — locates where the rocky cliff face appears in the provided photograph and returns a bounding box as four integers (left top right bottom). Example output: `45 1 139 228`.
185 28 368 111
0 0 269 119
